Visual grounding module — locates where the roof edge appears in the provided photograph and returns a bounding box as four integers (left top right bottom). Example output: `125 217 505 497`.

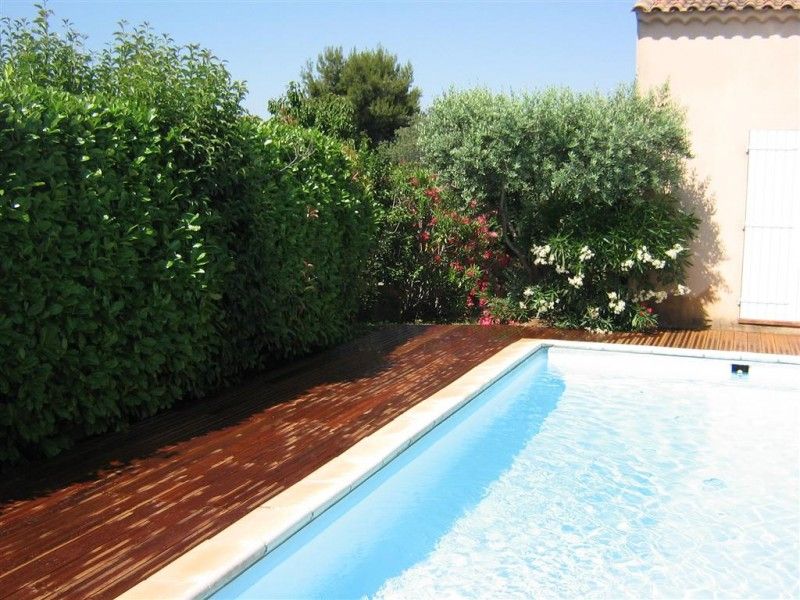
634 0 800 12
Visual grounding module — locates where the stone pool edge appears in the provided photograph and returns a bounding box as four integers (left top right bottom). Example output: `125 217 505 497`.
116 339 799 600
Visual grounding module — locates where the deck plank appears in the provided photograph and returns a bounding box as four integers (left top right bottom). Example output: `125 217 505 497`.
0 324 798 599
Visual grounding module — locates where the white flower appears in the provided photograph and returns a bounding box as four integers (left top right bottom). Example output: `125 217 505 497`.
567 273 584 288
586 306 600 319
651 259 666 269
665 243 685 260
534 297 557 316
555 265 567 274
531 244 551 259
676 284 690 296
653 291 668 304
607 291 618 300
620 259 634 271
532 244 557 266
609 299 626 314
578 245 594 262
523 287 535 297
519 301 526 309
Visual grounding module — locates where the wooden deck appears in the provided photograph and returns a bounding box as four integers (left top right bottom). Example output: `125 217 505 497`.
1 324 798 599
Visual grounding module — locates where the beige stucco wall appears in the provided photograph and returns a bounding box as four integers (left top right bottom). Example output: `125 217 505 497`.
636 11 800 329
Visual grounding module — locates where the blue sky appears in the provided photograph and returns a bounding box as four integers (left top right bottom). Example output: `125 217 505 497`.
0 1 638 116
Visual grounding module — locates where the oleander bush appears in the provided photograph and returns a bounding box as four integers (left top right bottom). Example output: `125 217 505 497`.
361 161 507 323
0 10 372 464
419 86 699 331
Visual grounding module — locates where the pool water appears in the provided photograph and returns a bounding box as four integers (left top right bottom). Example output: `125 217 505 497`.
212 347 800 599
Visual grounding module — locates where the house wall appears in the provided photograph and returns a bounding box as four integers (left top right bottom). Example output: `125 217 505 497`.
636 10 800 328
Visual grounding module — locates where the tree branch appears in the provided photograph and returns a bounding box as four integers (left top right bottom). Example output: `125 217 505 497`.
498 186 534 281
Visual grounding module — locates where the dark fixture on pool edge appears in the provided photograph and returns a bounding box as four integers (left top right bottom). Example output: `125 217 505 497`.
731 363 750 376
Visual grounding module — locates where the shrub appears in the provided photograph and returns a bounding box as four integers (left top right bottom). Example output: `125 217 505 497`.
214 118 374 377
361 163 506 323
268 81 359 142
419 86 699 331
0 81 222 460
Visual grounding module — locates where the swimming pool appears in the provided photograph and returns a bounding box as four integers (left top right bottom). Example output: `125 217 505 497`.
201 344 799 599
119 341 800 599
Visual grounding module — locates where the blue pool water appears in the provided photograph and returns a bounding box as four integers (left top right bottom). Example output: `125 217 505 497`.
212 347 800 599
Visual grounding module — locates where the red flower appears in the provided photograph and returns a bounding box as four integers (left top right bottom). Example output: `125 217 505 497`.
433 254 442 265
423 188 441 203
482 250 493 261
420 231 431 242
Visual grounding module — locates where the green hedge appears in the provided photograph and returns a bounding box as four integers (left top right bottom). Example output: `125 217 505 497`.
210 118 373 380
0 82 221 459
0 82 372 464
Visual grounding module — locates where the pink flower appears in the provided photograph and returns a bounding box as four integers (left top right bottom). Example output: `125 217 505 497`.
478 313 496 326
482 250 493 261
423 188 441 204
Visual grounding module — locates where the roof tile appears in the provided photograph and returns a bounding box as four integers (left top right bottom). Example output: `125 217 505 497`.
634 0 800 11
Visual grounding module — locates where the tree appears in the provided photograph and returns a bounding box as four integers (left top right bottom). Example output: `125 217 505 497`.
300 45 421 145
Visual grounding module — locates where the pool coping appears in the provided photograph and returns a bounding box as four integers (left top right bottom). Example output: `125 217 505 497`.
116 338 800 600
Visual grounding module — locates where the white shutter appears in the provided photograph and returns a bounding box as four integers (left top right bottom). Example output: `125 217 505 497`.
739 130 800 324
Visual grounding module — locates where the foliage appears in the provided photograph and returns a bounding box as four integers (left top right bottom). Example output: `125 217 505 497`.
361 164 507 322
0 10 373 464
215 118 374 379
419 86 699 331
378 116 423 166
301 45 421 146
268 81 358 141
0 81 221 460
0 4 94 94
